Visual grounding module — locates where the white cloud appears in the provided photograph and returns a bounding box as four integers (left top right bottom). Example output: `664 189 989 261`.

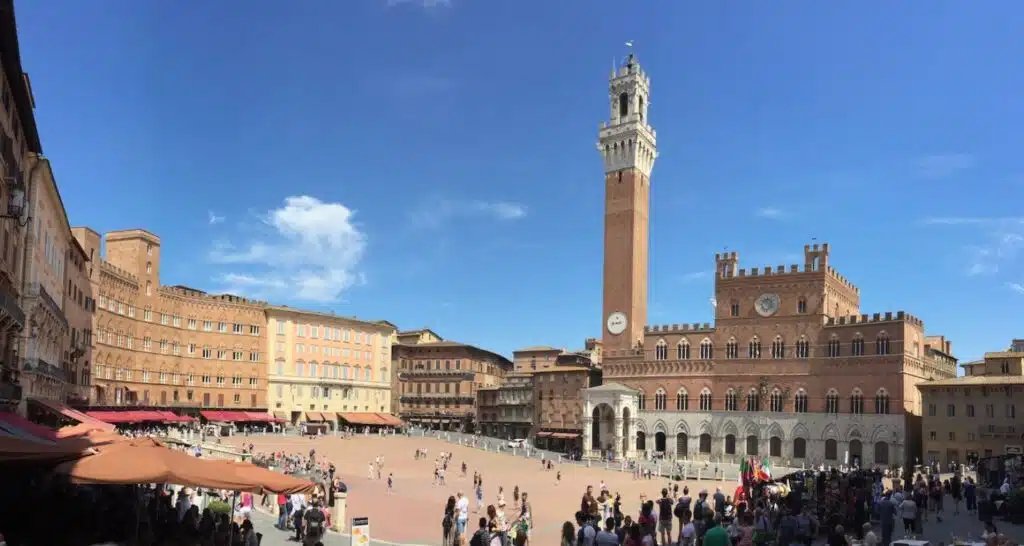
925 217 1024 276
208 211 225 225
755 207 785 220
679 271 710 282
409 198 527 228
1007 282 1024 295
923 217 1024 226
209 196 367 302
915 154 975 178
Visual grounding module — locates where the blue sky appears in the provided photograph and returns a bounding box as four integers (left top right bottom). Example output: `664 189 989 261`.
14 1 1024 362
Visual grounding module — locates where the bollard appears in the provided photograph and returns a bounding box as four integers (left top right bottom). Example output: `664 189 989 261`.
697 469 701 481
587 460 591 468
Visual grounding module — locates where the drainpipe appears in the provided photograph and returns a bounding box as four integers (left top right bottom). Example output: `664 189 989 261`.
15 154 43 362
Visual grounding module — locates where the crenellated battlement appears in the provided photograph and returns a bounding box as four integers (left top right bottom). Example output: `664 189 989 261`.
99 260 138 283
824 310 923 328
644 322 714 334
825 265 860 294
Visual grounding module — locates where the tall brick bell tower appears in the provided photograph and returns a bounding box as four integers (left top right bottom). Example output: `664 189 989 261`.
599 53 657 352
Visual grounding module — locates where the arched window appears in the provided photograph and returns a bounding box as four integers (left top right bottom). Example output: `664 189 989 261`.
654 388 667 411
725 338 739 359
676 388 689 411
746 388 760 412
793 437 807 458
699 339 714 360
725 389 738 411
794 390 808 413
699 388 712 411
850 388 864 415
825 389 839 414
676 340 691 360
851 334 865 356
749 337 762 359
618 92 629 117
797 297 808 314
770 389 784 412
771 336 786 359
795 336 810 359
876 332 891 355
825 439 838 460
875 388 891 414
825 335 839 357
637 391 646 410
655 339 668 361
638 95 645 122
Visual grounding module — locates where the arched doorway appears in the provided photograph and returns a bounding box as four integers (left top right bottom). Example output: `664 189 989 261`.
591 404 615 452
676 433 688 457
725 434 736 455
654 432 666 453
746 435 758 455
699 433 711 453
825 438 838 460
769 436 782 457
849 439 863 465
793 438 806 459
636 431 646 451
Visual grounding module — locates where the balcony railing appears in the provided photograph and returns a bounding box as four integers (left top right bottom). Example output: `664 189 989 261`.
36 285 69 330
22 358 66 382
0 381 21 403
0 281 24 327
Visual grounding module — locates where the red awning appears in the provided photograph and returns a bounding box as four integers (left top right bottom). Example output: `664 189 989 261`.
374 413 403 427
199 410 226 421
534 432 552 438
0 412 57 442
86 411 141 424
338 412 384 426
243 412 273 422
29 398 115 431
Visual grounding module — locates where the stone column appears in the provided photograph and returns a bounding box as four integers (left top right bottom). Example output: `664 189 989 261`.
332 492 348 532
582 417 593 458
613 418 624 460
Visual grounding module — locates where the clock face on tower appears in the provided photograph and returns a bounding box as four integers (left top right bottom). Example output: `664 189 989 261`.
606 312 628 335
755 293 781 317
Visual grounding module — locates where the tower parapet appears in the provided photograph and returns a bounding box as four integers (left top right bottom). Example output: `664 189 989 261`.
597 53 658 177
713 242 859 293
644 323 714 334
824 310 922 328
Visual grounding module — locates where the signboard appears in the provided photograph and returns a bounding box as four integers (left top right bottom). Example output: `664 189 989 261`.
1006 445 1022 455
350 517 370 546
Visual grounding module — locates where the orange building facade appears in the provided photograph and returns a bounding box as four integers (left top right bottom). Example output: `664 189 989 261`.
72 228 268 414
585 54 955 466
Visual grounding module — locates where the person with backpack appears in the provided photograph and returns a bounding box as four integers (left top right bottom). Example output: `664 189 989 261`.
575 511 597 546
470 517 491 546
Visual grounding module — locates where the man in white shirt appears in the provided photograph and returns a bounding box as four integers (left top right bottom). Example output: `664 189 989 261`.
456 492 470 536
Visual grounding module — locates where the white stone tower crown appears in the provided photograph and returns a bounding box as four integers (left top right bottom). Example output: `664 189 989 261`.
597 53 658 177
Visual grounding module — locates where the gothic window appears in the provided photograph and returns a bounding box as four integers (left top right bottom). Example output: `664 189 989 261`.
749 337 762 359
825 389 840 414
797 297 808 314
638 95 645 122
876 333 891 355
725 389 738 411
730 301 740 317
618 92 629 117
850 388 864 414
794 390 809 413
827 335 841 357
795 336 810 359
875 388 891 414
655 339 668 361
654 388 667 411
676 388 689 411
725 338 739 359
637 391 646 410
771 336 786 359
770 389 784 412
746 389 760 412
699 388 712 411
851 335 865 356
699 339 713 360
677 340 691 360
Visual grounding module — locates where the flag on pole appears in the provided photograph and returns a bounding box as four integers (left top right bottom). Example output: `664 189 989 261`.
755 457 772 481
738 457 749 485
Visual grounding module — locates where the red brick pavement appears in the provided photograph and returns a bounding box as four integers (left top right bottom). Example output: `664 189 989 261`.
225 435 726 545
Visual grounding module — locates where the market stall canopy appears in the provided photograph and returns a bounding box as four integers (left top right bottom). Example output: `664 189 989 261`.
0 412 57 442
212 460 318 495
0 436 93 463
54 438 317 493
29 398 114 431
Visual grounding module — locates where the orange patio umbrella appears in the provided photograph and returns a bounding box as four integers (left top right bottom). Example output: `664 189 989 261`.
210 460 318 495
54 438 263 491
0 436 93 464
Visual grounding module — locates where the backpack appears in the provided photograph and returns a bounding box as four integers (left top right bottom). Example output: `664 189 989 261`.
470 529 490 546
674 501 686 519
